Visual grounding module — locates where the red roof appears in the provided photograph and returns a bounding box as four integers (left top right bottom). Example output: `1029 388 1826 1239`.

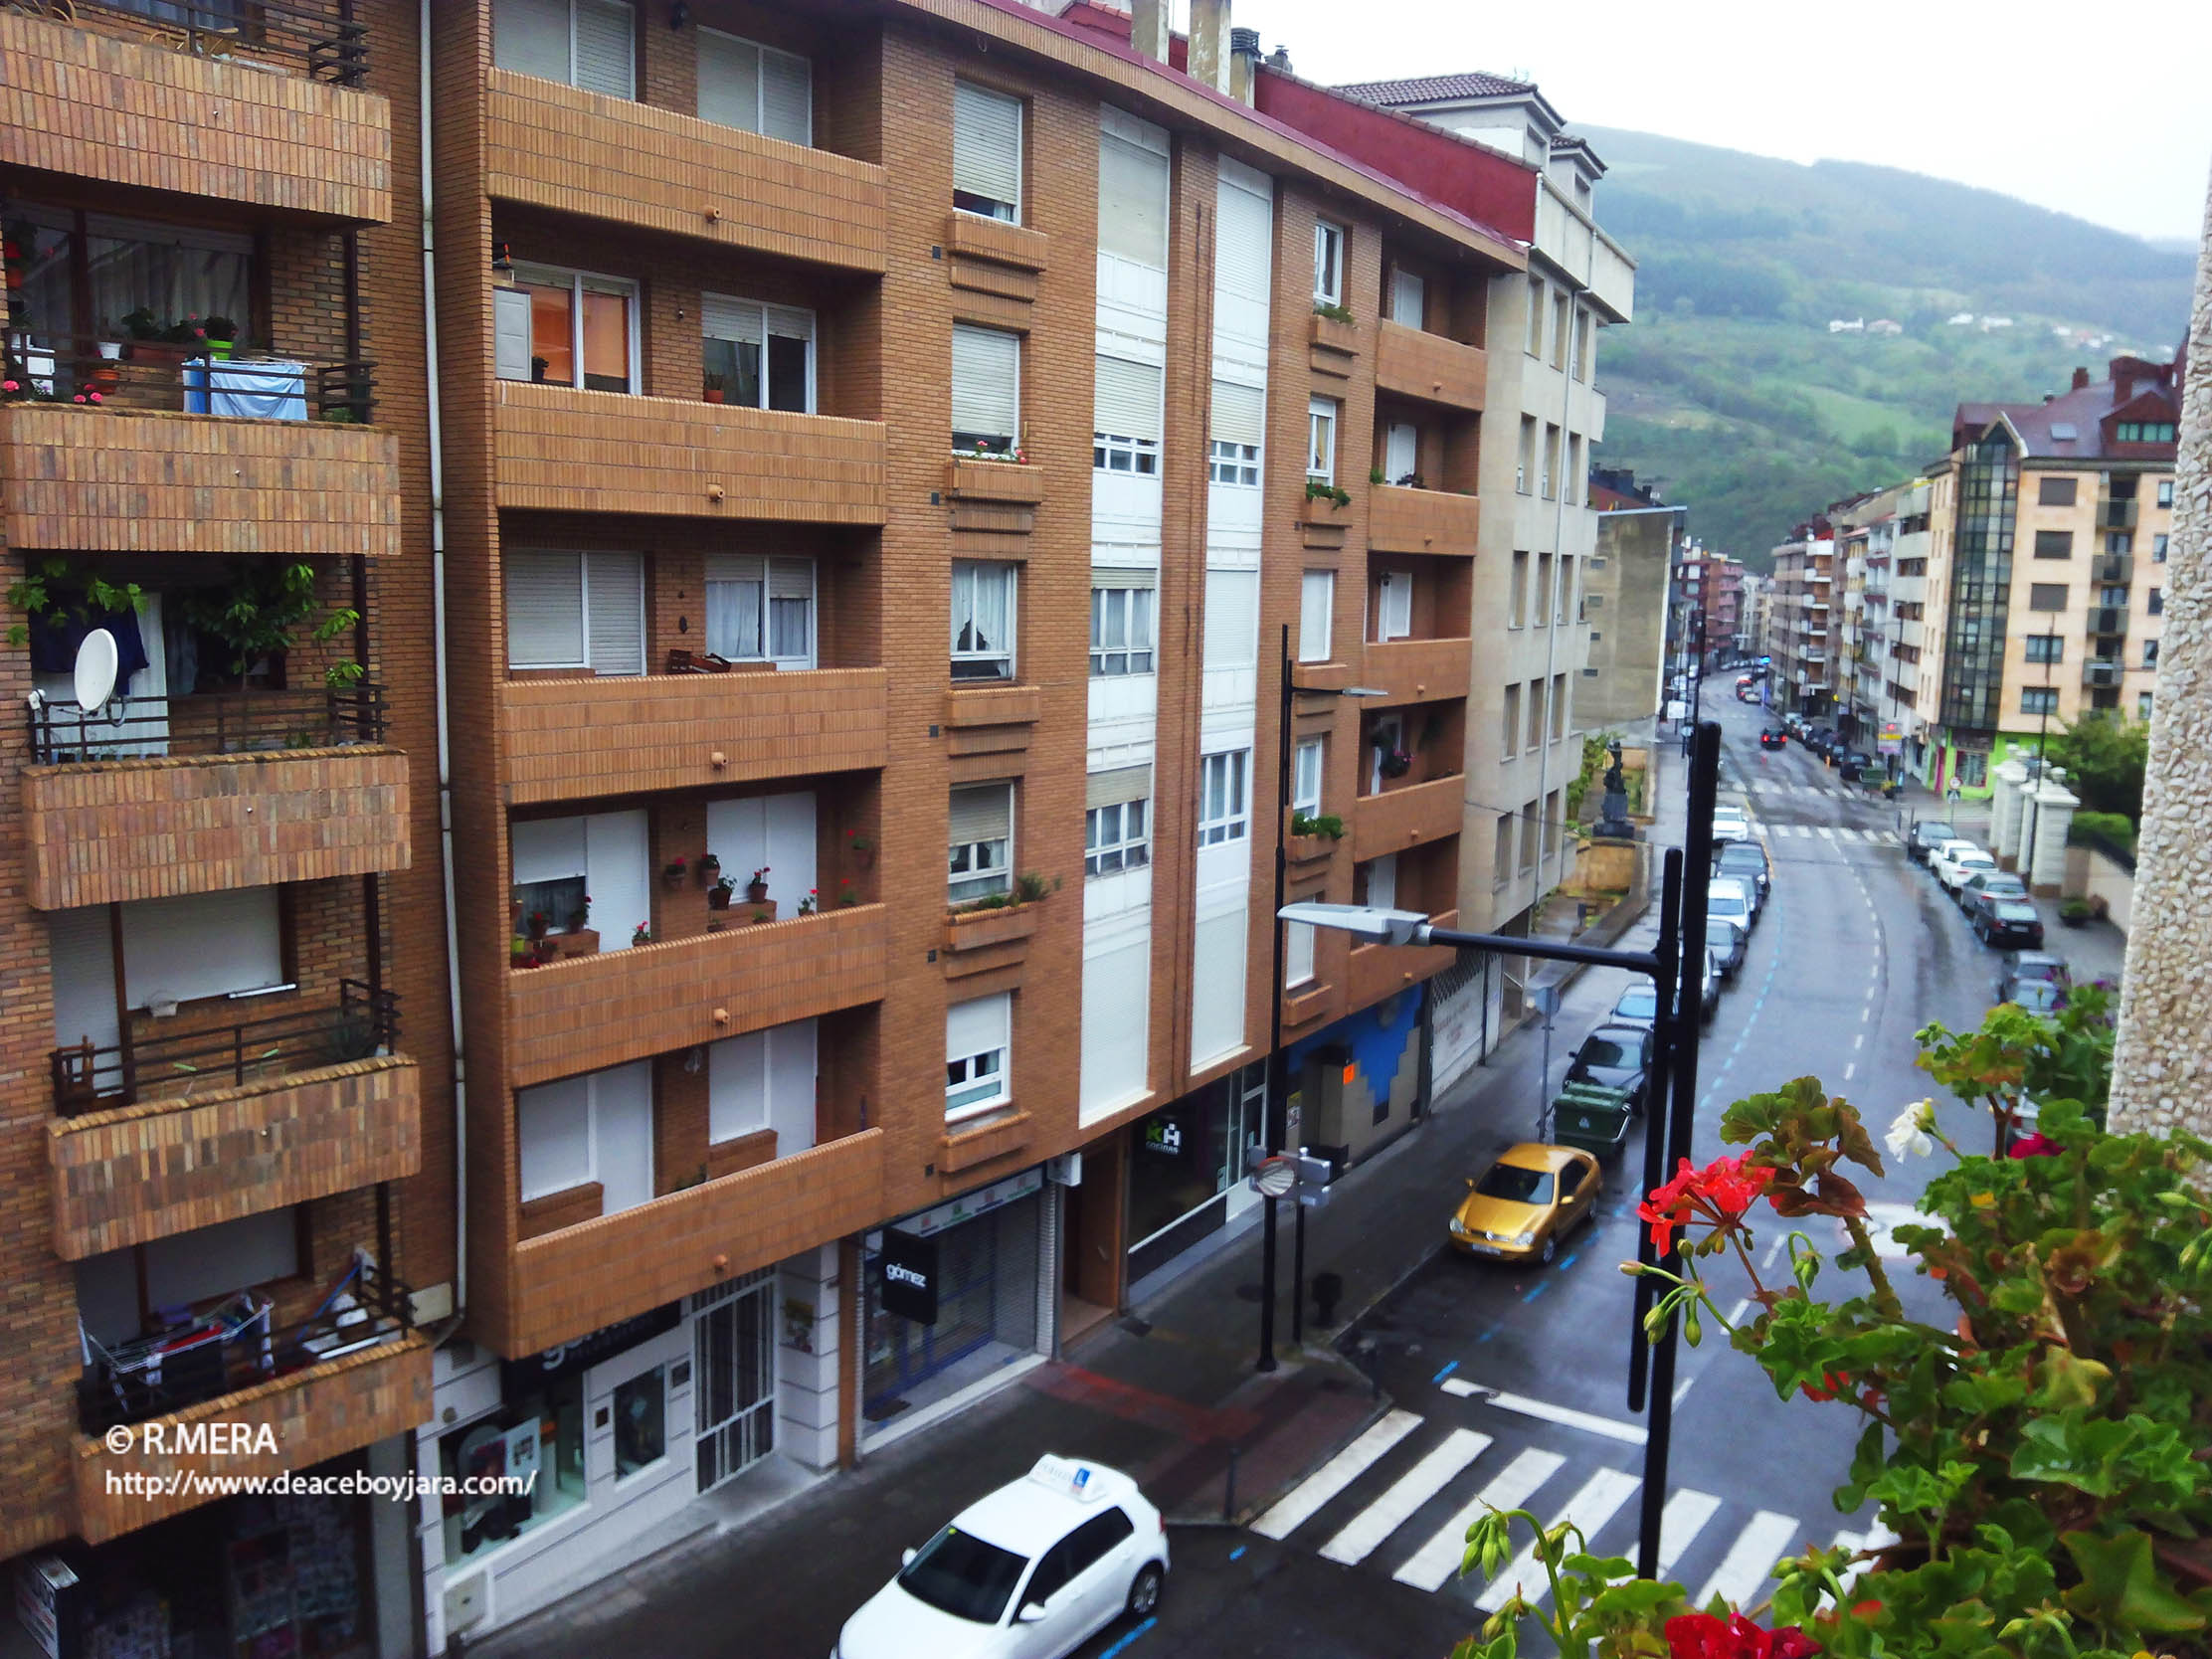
1336 72 1536 103
1952 356 2180 460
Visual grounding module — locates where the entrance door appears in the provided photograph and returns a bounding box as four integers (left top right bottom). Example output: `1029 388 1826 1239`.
1221 1064 1265 1221
693 1266 777 1493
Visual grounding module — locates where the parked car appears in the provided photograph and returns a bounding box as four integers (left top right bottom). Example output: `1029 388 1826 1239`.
1710 807 1752 845
1957 870 2030 912
1693 948 1722 1025
1450 1144 1602 1263
1758 727 1787 751
1707 876 1755 935
838 1456 1168 1659
1805 727 1839 759
1996 952 2072 1005
1705 914 1747 978
1782 712 1808 739
1835 750 1879 782
1609 983 1659 1028
1936 844 1999 898
1715 841 1770 906
1997 978 2066 1014
1974 896 2045 950
1566 1023 1655 1113
1907 821 1960 865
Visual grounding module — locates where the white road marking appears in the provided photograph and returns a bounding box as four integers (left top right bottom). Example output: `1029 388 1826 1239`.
1657 1488 1725 1579
1475 1468 1643 1611
1252 1409 1423 1539
1843 1061 1856 1081
1831 1520 1900 1591
1817 827 1836 840
1319 1428 1491 1566
1449 1383 1647 1445
1853 1033 1864 1049
1695 1511 1803 1610
1391 1447 1565 1592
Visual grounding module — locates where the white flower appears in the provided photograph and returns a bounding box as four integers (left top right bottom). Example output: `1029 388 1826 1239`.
1886 1100 1936 1161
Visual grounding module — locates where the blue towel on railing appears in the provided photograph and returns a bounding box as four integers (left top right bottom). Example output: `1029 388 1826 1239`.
182 358 308 421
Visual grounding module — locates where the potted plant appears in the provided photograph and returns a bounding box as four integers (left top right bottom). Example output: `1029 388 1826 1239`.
568 895 591 932
745 866 771 904
798 889 818 916
524 909 551 942
697 852 721 886
510 936 534 969
846 830 875 868
752 910 772 926
1304 479 1352 509
661 855 688 889
836 877 858 908
530 355 549 384
2059 895 2092 927
708 876 733 912
201 315 237 361
702 371 725 406
1377 743 1413 780
631 922 653 947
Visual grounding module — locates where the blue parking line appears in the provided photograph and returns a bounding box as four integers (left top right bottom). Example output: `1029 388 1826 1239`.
1228 1546 1246 1562
1431 1359 1459 1384
1522 1280 1549 1304
1558 1252 1577 1270
1478 1329 1495 1343
1101 1616 1157 1658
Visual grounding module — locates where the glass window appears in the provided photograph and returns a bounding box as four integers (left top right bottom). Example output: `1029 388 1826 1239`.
2148 588 2163 616
701 297 813 412
704 555 814 667
696 29 811 142
1292 737 1325 818
948 784 1013 902
951 324 1020 456
512 264 636 393
1525 276 1544 356
2142 639 2159 668
1089 584 1155 676
2153 534 2169 562
1313 221 1345 305
2021 687 2059 715
440 1374 587 1565
1084 800 1150 876
2157 479 2175 508
2027 584 2068 613
2037 476 2077 506
951 561 1016 679
2139 691 2155 719
1299 570 1335 662
953 81 1023 223
1208 440 1259 485
2023 636 2063 665
1285 919 1316 988
946 994 1012 1118
2106 531 2132 555
899 1525 1028 1624
84 224 252 349
1307 398 1338 483
1093 432 1159 474
2032 529 2072 559
1197 751 1249 846
613 1367 666 1479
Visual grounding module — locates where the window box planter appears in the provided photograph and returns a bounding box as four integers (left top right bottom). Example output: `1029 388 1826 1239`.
1287 832 1342 864
943 899 1041 954
938 1110 1033 1175
1310 311 1360 363
551 928 600 959
945 458 1045 505
661 862 689 890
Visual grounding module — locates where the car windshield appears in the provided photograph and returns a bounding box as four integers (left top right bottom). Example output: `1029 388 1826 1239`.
1994 902 2040 921
2011 982 2064 1011
1614 989 1656 1019
897 1526 1031 1625
1917 824 1956 843
1710 896 1748 920
1476 1163 1555 1204
1720 849 1763 869
2017 959 2065 983
1577 1038 1634 1069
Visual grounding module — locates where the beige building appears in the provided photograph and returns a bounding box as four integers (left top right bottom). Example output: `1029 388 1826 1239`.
1767 525 1837 718
1578 487 1684 729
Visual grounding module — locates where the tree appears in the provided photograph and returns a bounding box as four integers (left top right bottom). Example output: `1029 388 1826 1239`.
2046 713 2149 822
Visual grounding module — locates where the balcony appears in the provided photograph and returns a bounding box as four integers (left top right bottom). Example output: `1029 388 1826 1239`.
0 5 389 224
1348 908 1457 1009
2086 607 2127 639
1354 775 1463 860
507 904 887 1087
3 373 399 559
22 690 408 909
50 1046 417 1261
2083 659 2123 690
2099 499 2138 531
77 1325 429 1542
1375 319 1487 412
1310 311 1359 380
1368 484 1481 555
505 1127 885 1356
2094 554 2134 586
483 69 885 274
494 382 885 523
1362 638 1473 707
500 667 887 806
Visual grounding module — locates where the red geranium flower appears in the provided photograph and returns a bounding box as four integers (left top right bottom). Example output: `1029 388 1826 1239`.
2007 1132 2062 1160
1638 1153 1773 1254
1665 1611 1820 1659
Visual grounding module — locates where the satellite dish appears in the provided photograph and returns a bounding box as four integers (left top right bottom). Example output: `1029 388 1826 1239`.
74 630 118 714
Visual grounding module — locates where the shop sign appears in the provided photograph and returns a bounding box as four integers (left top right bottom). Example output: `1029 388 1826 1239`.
878 1230 939 1325
13 1556 79 1659
1879 722 1904 756
501 1300 680 1394
1141 1114 1184 1157
889 1165 1044 1240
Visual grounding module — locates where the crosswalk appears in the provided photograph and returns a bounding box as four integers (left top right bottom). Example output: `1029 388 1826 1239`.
1253 1406 1887 1613
1751 824 1903 844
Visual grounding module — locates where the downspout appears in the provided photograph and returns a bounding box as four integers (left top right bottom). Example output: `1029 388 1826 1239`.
421 0 466 1313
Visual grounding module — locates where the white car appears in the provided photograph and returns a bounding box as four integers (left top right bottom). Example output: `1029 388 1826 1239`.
1709 808 1752 845
1934 843 1997 896
1708 876 1754 935
836 1456 1168 1659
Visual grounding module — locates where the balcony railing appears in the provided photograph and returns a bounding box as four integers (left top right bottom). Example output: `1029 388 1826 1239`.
2094 554 2133 586
62 0 370 85
2099 499 2138 531
53 981 399 1115
2085 607 2127 639
2082 659 2123 690
7 335 374 423
78 1257 411 1435
29 684 386 765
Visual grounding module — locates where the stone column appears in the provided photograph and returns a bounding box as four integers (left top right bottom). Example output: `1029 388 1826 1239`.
2110 168 2212 1135
2024 776 2077 895
776 1243 843 1470
1990 758 2028 865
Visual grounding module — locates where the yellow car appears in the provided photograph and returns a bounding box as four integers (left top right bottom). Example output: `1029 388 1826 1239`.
1448 1144 1601 1263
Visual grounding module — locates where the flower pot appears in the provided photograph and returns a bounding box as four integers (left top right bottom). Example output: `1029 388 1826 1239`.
697 859 721 887
525 917 549 941
707 887 731 911
661 867 687 890
96 341 123 362
745 882 769 904
88 366 120 395
703 388 725 405
208 339 234 361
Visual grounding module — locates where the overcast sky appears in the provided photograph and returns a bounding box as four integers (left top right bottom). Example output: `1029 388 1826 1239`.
1221 0 2212 245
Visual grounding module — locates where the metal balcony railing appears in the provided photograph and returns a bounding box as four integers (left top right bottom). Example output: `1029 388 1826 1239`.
2099 498 2138 531
56 0 369 86
2094 554 2133 586
2085 607 2127 639
77 1257 411 1435
2082 659 2123 690
3 333 375 423
29 683 387 766
52 980 399 1115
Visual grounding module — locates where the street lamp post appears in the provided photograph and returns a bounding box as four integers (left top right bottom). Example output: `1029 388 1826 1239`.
1282 722 1724 1579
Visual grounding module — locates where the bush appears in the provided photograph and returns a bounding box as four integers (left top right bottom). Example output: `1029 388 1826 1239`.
2068 809 2136 854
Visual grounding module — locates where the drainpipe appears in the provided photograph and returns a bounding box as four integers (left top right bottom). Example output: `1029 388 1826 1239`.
420 0 467 1315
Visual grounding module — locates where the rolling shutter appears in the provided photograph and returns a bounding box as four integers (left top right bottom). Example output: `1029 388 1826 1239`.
585 551 645 675
761 48 812 144
765 304 815 346
768 558 813 599
1213 175 1273 299
492 0 567 81
701 294 764 346
121 889 283 1008
946 993 1011 1064
573 0 634 98
1209 380 1264 448
1097 133 1169 268
1086 765 1151 811
505 551 585 666
949 784 1013 846
951 324 1019 441
511 815 588 885
1299 570 1334 662
493 287 533 382
1385 422 1419 481
1093 356 1162 442
1204 569 1258 667
953 82 1022 215
696 29 760 129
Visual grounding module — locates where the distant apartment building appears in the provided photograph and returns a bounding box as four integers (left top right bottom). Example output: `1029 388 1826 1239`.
1579 467 1683 728
1676 546 1744 665
1828 479 1934 769
1767 522 1838 717
1922 356 2180 797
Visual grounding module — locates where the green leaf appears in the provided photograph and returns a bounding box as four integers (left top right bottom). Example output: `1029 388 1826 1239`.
2059 1530 2207 1637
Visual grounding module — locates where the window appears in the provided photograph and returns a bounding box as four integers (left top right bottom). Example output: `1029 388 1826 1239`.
1197 750 1249 846
1541 425 1559 499
2116 422 2176 444
1516 417 1536 494
439 1371 585 1564
1307 397 1339 483
949 561 1016 679
1089 579 1156 675
1375 568 1412 642
2142 639 2159 668
2153 534 2169 562
2110 475 2137 501
504 549 645 673
2148 587 2163 616
946 993 1012 1120
1536 553 1554 627
1510 550 1529 628
2024 635 2063 665
1552 291 1569 369
1572 311 1592 381
2032 529 2073 559
1209 380 1263 484
517 1059 653 1214
2027 584 2068 613
1526 680 1545 750
1525 276 1544 356
701 295 813 412
704 555 814 667
2139 691 2155 719
1500 684 1520 756
1383 421 1420 485
1292 737 1325 817
952 81 1022 222
496 265 637 392
948 784 1013 901
2157 478 2174 508
696 28 810 141
1313 220 1346 305
613 1368 666 1479
1519 800 1539 870
1558 556 1573 624
951 323 1019 456
1284 918 1316 989
1099 121 1170 269
1294 570 1338 662
1552 672 1567 740
1093 356 1163 474
2037 476 2077 506
493 0 635 98
2106 531 2133 556
1566 436 1583 506
2100 585 2128 607
1084 779 1150 875
2021 687 2059 716
708 1017 818 1151
1391 267 1424 327
1492 811 1514 885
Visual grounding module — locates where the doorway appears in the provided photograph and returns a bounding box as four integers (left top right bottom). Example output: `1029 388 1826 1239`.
693 1267 777 1493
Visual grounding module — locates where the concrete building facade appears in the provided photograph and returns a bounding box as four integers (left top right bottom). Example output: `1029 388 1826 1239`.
1577 470 1682 730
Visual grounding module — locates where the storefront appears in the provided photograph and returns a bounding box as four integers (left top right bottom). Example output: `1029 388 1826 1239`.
1125 1065 1264 1287
861 1167 1053 1445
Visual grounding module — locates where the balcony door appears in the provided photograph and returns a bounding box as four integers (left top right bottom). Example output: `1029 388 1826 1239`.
705 792 817 914
1384 423 1419 486
50 906 121 1058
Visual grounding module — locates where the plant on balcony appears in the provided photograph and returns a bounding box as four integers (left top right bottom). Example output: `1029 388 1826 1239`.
511 936 535 969
1305 479 1352 509
703 371 726 406
568 894 591 932
320 407 359 424
524 909 551 941
708 876 733 912
847 830 876 865
1291 811 1346 840
661 855 688 889
697 852 722 885
752 910 772 925
798 889 818 916
836 877 858 908
1370 466 1386 484
202 315 237 361
632 922 653 947
4 556 142 650
1312 300 1355 324
119 306 163 342
746 866 771 903
1376 743 1413 780
176 561 363 691
952 438 1029 463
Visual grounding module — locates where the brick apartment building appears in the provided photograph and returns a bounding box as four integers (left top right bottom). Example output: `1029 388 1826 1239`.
1766 520 1837 718
0 2 1616 1651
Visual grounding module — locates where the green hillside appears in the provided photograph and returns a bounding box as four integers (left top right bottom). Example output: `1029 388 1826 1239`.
1579 128 2196 568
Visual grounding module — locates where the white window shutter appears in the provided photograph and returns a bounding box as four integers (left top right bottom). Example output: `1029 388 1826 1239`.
120 889 283 1008
1385 422 1419 481
505 550 585 666
768 557 813 600
946 993 1011 1062
1204 569 1259 667
585 551 645 675
1214 177 1272 299
709 1030 769 1142
762 790 817 904
696 29 761 130
1097 132 1169 268
760 48 812 145
493 287 533 382
572 0 634 98
517 1076 593 1200
1085 765 1151 811
764 304 815 345
767 1018 819 1155
492 0 568 82
1209 380 1264 448
1382 570 1414 639
700 293 764 346
948 784 1013 846
704 552 764 586
953 82 1022 214
1093 356 1162 442
511 815 588 885
951 324 1019 440
1392 269 1425 326
591 1061 655 1215
1299 570 1334 662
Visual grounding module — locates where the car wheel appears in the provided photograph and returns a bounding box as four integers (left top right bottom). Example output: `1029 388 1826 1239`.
1540 1234 1558 1265
1127 1563 1165 1618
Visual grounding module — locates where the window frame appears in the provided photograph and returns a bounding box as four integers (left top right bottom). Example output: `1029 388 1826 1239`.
1291 736 1325 818
952 80 1024 225
503 548 645 673
1208 439 1260 486
1084 799 1151 877
1088 580 1156 677
1197 749 1250 847
704 554 816 669
947 782 1014 903
1313 220 1346 306
700 293 816 414
1298 569 1335 663
950 322 1021 458
1307 397 1339 484
1093 431 1160 475
508 261 640 394
945 994 1012 1122
694 26 812 143
2021 686 2060 716
2157 478 2175 508
2023 635 2063 666
950 559 1018 681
